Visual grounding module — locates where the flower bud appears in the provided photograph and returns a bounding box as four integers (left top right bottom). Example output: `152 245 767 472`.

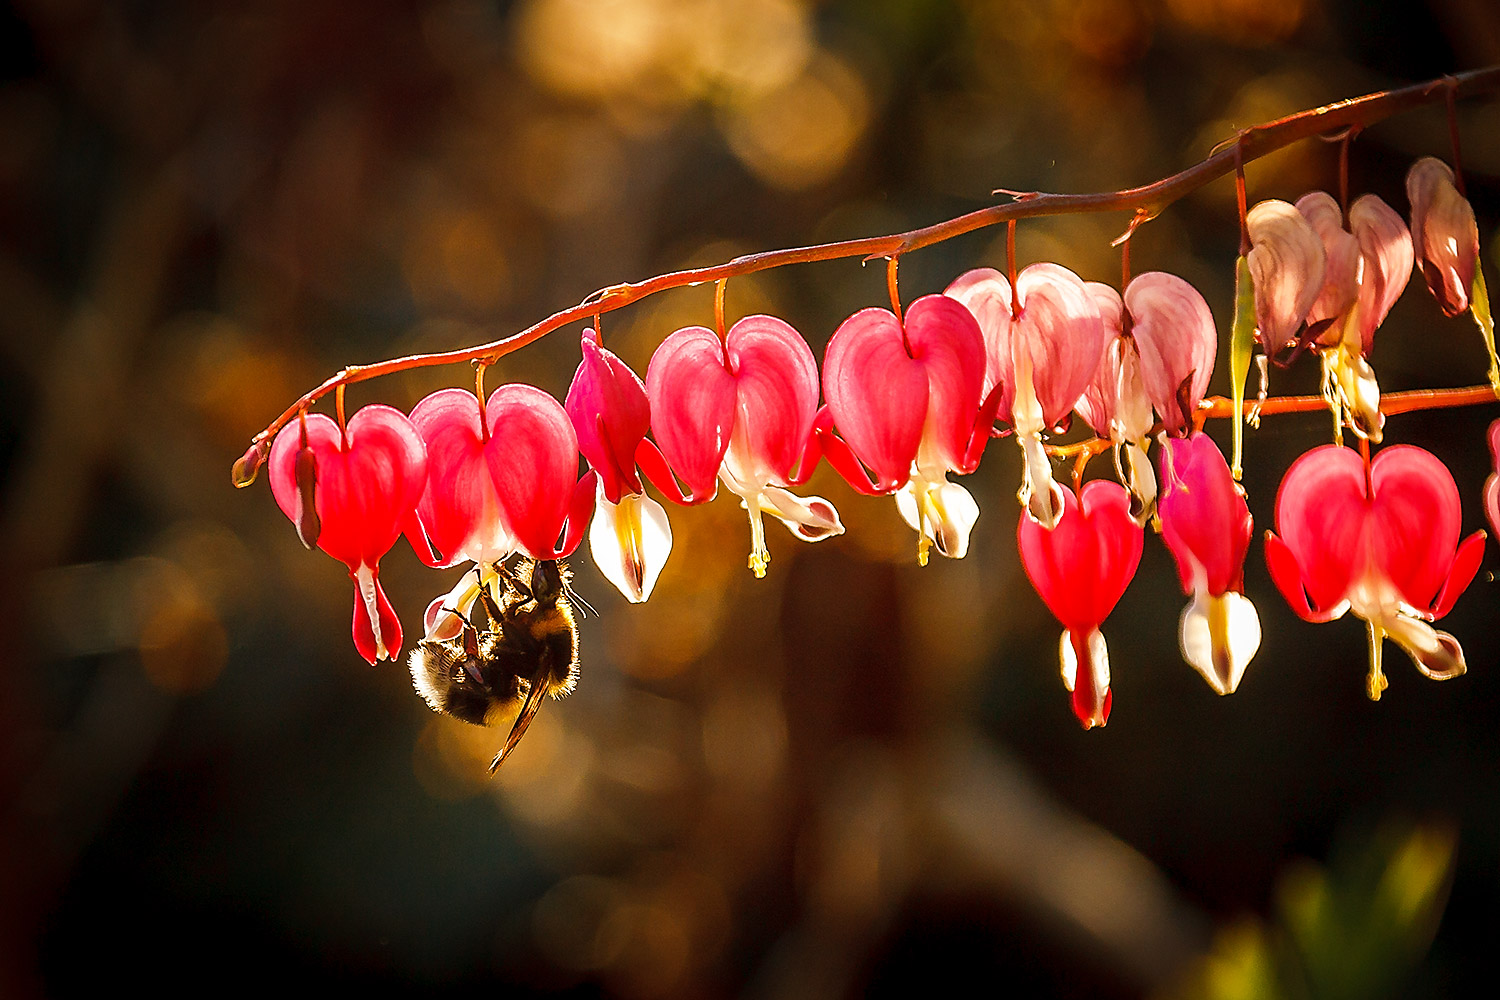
1407 156 1479 317
232 442 267 488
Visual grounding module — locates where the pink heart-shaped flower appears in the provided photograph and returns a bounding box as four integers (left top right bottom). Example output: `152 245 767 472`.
566 328 650 504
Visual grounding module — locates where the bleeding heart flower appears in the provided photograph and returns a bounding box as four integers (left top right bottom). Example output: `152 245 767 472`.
822 294 995 562
1265 444 1485 700
646 315 842 577
565 328 671 602
1296 191 1413 442
946 264 1107 529
1407 157 1480 317
269 405 428 664
1075 273 1217 518
1157 433 1260 695
1017 479 1143 729
1406 156 1500 390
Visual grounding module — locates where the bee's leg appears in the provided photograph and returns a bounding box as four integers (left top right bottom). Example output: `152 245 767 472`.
449 609 481 658
489 678 548 773
476 575 505 625
510 561 537 604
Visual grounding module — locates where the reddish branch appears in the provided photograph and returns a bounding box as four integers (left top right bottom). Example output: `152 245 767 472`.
1203 383 1499 419
239 66 1500 467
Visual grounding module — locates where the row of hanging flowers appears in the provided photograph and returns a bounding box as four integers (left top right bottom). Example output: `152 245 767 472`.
236 73 1500 733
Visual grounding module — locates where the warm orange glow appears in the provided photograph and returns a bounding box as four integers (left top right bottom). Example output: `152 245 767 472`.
721 53 870 190
1165 0 1307 45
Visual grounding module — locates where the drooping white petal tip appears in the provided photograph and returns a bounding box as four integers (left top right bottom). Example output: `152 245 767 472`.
588 488 672 603
1179 591 1261 695
757 486 845 543
896 477 980 560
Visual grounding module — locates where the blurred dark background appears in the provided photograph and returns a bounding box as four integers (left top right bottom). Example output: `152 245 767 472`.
3 0 1499 997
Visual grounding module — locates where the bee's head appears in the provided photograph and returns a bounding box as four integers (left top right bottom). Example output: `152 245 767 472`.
409 634 500 726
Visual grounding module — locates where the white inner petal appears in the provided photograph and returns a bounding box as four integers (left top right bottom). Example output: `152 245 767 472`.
588 486 673 603
1179 590 1261 695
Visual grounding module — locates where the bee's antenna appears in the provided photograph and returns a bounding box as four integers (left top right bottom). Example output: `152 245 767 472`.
566 582 597 619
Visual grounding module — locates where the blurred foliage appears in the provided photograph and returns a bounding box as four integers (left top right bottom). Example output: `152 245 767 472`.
1164 822 1457 1000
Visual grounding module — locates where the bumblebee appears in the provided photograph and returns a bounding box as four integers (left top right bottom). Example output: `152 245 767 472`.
409 558 581 773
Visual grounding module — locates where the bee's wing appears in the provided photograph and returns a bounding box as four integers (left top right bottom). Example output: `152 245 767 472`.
488 679 548 773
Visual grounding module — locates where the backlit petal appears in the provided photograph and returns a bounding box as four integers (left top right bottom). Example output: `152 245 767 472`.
1347 194 1413 353
903 294 986 473
1126 272 1217 436
1013 263 1107 426
723 314 819 484
756 486 845 542
646 326 737 500
1017 480 1142 633
566 328 649 504
588 486 672 603
1157 433 1251 597
896 477 979 560
483 384 581 559
1385 613 1466 681
1264 531 1348 624
1179 590 1260 695
1060 627 1111 730
1296 191 1360 339
350 562 402 664
1407 156 1479 316
1074 282 1127 438
1247 199 1325 350
268 405 428 572
822 307 930 490
943 267 1014 404
406 388 510 567
1366 445 1461 610
1272 444 1365 611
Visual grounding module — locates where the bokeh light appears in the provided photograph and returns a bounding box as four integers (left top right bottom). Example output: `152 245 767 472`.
3 2 1499 998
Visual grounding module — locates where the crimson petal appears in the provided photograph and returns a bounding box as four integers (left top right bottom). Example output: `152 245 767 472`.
351 570 402 666
1263 531 1342 623
902 295 986 472
1272 445 1366 613
645 326 737 501
268 405 428 571
483 384 581 560
1017 480 1142 634
822 307 930 491
406 388 502 568
1367 445 1462 609
724 315 820 483
567 328 649 504
1158 433 1252 596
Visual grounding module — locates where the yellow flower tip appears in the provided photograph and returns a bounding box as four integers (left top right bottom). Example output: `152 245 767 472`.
1366 668 1388 702
917 538 930 567
749 550 769 578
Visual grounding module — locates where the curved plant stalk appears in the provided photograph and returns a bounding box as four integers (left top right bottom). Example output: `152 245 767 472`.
235 67 1500 483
